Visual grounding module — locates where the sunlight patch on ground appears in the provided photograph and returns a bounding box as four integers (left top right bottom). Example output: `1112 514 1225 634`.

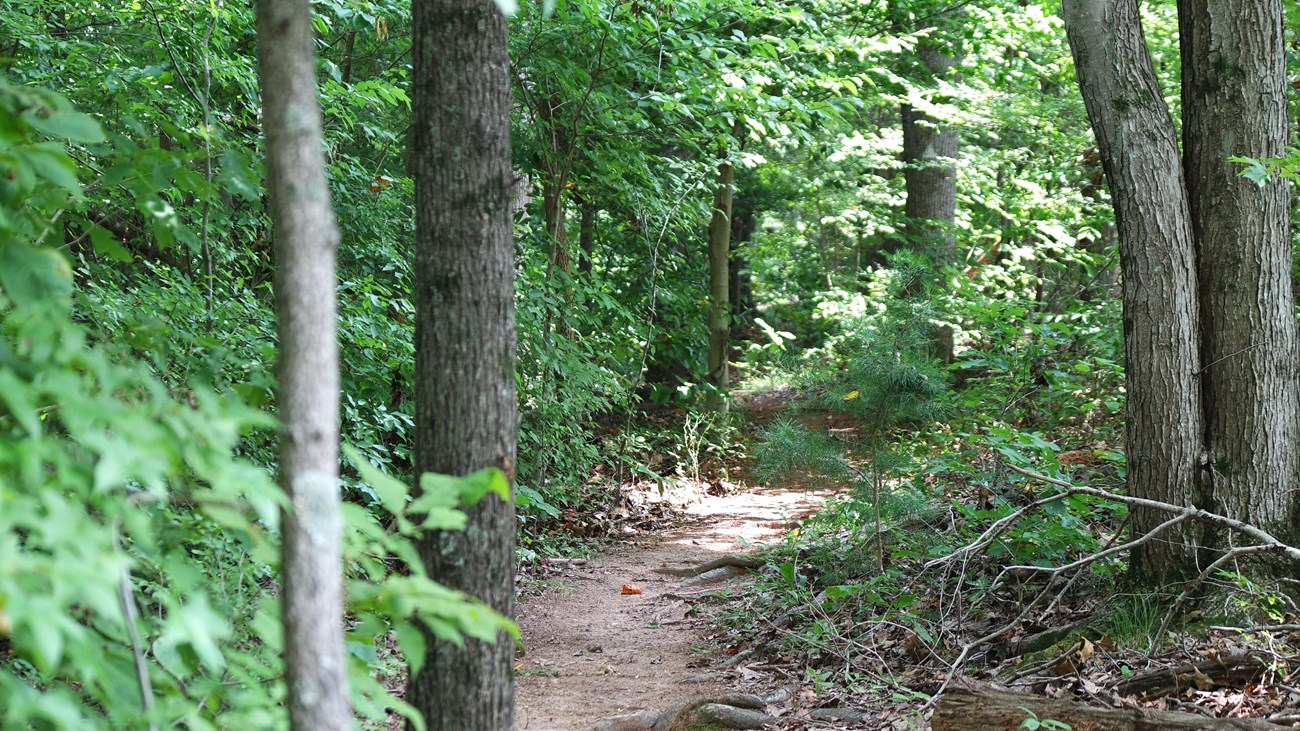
670 486 842 553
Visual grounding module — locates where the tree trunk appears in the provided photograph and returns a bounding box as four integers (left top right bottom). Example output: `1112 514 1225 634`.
1180 0 1299 549
542 173 570 272
255 0 351 728
537 91 572 274
1061 0 1206 583
409 1 518 729
577 196 595 276
340 30 356 85
901 36 961 363
729 207 755 324
901 41 960 259
706 157 734 412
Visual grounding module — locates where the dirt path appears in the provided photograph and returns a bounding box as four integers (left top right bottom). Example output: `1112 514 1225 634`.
514 485 833 730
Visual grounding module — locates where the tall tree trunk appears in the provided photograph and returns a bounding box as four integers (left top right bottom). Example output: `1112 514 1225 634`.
706 157 735 412
901 36 962 363
1061 0 1206 583
409 1 518 729
340 30 357 84
537 92 572 274
255 0 351 728
901 41 960 259
729 207 755 324
577 196 596 276
542 174 570 272
1180 0 1299 548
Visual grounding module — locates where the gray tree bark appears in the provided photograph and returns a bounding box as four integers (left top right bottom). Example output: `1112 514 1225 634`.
1061 0 1206 582
706 157 735 412
255 0 350 727
900 34 962 363
408 0 518 729
901 41 959 258
1180 0 1299 547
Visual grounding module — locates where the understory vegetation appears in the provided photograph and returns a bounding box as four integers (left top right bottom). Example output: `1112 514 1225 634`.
2 0 1300 727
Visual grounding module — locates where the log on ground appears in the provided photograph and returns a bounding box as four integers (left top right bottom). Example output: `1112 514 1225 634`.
931 683 1290 731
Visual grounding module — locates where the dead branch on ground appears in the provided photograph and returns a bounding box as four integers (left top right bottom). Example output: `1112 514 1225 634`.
920 464 1300 712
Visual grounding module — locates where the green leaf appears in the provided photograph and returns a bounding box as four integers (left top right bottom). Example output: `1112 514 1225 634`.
393 619 427 678
152 632 199 679
17 144 81 197
409 500 468 531
823 584 860 600
218 149 260 202
409 469 508 528
462 467 510 505
24 110 105 143
344 444 410 513
516 484 561 518
0 369 40 436
199 502 257 538
778 561 796 586
88 225 132 262
170 597 231 672
1231 156 1270 187
22 603 65 672
0 240 73 306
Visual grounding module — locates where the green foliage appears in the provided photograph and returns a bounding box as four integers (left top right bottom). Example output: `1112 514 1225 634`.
0 0 1217 715
0 88 287 724
516 259 639 506
756 254 951 487
955 296 1124 434
1109 595 1161 647
344 455 517 724
753 419 851 484
0 296 287 729
0 83 513 730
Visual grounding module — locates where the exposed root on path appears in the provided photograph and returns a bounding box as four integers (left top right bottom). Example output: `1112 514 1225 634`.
590 693 782 731
652 555 765 577
582 689 869 731
932 683 1293 730
653 555 766 586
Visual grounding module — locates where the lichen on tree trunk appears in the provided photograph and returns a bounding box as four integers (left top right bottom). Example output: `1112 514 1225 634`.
256 0 351 726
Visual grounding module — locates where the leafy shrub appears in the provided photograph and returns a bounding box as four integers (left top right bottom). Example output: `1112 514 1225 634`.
0 81 512 730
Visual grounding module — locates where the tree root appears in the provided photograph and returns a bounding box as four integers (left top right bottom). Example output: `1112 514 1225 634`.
653 555 764 578
588 689 791 731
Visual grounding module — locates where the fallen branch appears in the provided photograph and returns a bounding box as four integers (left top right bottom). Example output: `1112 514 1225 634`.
1003 465 1300 563
932 682 1291 730
542 557 590 566
661 587 736 602
1111 653 1297 698
921 464 1300 713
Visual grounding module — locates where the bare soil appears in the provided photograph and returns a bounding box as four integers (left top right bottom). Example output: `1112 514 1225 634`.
513 484 834 730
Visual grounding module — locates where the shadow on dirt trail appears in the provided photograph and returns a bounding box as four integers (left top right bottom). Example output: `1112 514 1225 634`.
514 485 836 729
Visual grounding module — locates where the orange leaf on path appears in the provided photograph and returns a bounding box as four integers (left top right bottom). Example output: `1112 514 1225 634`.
621 584 643 595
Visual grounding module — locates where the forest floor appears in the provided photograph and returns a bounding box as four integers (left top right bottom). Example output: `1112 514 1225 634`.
514 480 837 730
507 390 1300 731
